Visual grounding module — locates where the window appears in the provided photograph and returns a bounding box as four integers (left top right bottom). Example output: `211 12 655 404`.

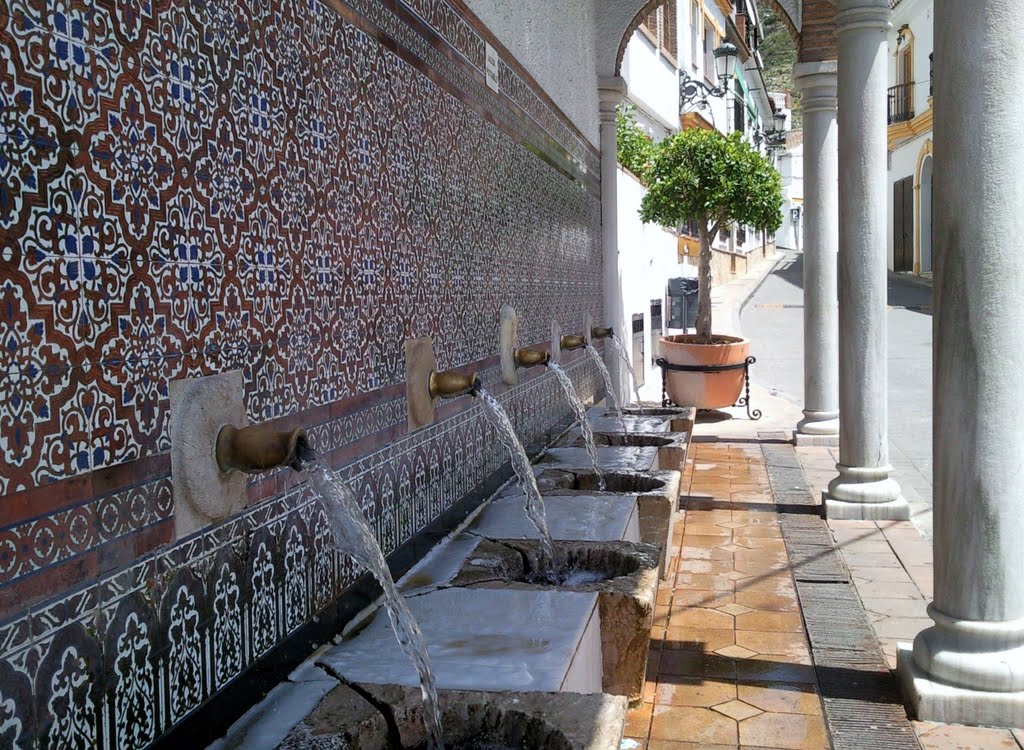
704 26 712 79
650 300 663 367
691 1 699 68
639 2 677 64
704 24 716 82
681 218 700 237
639 6 659 44
733 79 745 133
663 1 678 62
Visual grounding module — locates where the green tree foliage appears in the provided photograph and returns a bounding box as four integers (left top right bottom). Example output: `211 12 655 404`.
616 105 656 182
640 129 783 342
760 11 801 127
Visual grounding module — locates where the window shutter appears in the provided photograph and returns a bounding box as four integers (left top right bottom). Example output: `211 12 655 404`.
663 1 678 60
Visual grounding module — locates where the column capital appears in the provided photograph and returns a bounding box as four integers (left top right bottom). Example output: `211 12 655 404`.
598 76 627 122
792 61 838 114
836 2 891 35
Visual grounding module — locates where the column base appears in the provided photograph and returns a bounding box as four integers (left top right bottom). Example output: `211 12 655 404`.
898 645 1024 727
823 463 909 520
795 410 840 446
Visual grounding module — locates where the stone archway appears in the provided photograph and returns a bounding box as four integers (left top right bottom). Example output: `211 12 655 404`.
917 146 933 273
593 0 804 79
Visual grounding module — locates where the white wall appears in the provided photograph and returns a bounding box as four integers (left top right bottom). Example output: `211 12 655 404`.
618 168 695 398
621 34 680 131
464 0 600 145
777 143 804 250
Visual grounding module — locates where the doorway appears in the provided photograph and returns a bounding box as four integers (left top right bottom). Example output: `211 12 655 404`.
893 176 915 272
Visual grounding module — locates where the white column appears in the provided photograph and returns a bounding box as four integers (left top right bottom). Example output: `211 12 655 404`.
898 0 1024 727
824 0 908 520
598 77 628 406
792 61 840 445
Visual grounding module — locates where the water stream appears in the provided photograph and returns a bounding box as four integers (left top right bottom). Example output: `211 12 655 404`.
303 457 445 750
547 362 605 492
585 344 628 431
608 335 644 415
473 384 557 576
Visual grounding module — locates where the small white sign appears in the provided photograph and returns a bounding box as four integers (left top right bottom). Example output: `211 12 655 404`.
485 43 499 92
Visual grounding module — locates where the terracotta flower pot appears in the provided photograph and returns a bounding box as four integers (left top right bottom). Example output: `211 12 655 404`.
659 334 750 409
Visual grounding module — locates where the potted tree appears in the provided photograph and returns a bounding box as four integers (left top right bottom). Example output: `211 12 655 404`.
640 128 783 409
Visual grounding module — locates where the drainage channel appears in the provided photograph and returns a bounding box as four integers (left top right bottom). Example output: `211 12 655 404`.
763 443 923 750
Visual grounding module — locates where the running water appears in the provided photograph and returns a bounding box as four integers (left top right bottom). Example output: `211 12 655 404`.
585 344 628 431
474 384 557 576
608 336 644 415
304 458 445 750
548 362 605 492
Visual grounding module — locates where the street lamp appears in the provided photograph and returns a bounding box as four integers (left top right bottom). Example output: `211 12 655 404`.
754 110 788 152
679 42 739 114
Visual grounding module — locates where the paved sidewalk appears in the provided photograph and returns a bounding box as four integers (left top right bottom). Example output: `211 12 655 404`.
622 392 1024 750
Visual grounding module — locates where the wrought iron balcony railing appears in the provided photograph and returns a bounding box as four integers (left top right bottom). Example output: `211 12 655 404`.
888 82 915 124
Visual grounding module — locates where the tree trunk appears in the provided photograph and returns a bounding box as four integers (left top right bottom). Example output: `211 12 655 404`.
696 224 714 343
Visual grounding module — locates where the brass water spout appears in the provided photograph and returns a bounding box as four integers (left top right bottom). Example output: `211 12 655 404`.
591 326 614 340
429 369 481 399
513 347 550 368
560 334 587 351
216 424 310 474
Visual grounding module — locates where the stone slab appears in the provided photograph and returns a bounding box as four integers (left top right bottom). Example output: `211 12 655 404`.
795 431 840 447
208 675 338 750
542 446 660 472
470 494 641 544
319 588 602 694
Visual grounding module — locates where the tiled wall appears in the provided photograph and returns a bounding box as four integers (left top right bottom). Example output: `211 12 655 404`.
0 0 604 746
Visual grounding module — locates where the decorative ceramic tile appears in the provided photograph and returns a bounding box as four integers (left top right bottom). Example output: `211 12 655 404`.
0 0 604 745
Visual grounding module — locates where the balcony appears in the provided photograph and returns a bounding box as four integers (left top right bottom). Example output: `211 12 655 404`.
888 81 915 124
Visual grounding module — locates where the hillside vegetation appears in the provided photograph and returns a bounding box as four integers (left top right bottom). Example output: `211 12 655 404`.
760 11 801 128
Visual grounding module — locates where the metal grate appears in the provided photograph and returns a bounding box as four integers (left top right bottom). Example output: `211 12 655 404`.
769 450 924 750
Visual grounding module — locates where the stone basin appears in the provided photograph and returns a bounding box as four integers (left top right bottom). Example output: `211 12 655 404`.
533 468 681 578
588 405 695 434
567 431 690 473
540 446 660 472
279 684 627 750
450 539 659 702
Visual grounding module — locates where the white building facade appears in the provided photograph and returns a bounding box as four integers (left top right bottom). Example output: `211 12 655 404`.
886 0 934 275
615 0 780 398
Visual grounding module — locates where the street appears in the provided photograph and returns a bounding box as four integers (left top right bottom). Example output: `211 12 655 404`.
741 250 935 536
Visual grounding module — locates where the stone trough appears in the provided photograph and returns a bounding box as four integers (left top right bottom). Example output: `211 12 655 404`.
566 430 690 474
539 445 661 472
450 538 659 702
320 587 603 694
532 468 681 578
278 683 627 750
588 405 695 434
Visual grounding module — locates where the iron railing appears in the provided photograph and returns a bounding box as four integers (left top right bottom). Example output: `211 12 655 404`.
888 82 915 124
